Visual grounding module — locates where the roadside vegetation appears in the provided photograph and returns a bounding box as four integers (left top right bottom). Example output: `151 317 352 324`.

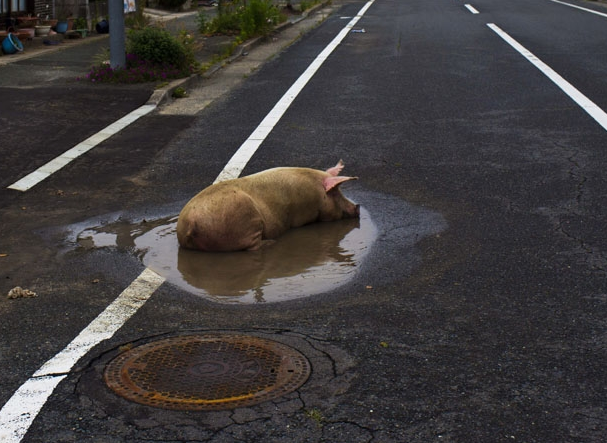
81 0 311 83
198 0 284 40
196 0 292 71
81 27 197 83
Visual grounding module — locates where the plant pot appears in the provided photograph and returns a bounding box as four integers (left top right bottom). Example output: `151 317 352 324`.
96 19 109 34
2 33 24 54
56 21 69 33
17 17 38 27
35 25 51 36
19 28 35 39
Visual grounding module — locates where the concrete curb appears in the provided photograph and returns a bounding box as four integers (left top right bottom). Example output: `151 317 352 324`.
148 1 331 108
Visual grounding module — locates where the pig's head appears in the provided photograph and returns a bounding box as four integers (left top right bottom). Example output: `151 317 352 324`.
319 174 360 221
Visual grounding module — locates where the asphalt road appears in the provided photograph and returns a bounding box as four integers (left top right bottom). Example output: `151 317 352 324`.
1 0 607 442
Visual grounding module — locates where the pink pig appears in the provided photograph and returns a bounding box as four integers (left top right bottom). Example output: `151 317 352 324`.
176 160 360 252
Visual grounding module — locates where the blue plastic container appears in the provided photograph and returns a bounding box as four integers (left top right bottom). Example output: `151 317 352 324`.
2 33 24 54
55 21 68 33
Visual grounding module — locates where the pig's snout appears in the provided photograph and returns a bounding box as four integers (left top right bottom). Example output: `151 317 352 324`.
344 204 360 219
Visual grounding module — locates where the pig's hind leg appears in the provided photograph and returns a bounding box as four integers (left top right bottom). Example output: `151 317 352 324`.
218 193 266 251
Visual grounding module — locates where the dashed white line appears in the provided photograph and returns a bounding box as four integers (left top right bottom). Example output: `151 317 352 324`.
549 0 607 18
0 1 377 441
7 104 157 192
465 4 480 14
488 23 607 132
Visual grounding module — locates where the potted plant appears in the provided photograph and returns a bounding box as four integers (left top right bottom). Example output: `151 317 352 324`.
35 18 53 36
73 17 88 35
55 5 73 33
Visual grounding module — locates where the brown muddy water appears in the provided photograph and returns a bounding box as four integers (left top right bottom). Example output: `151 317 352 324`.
76 208 378 304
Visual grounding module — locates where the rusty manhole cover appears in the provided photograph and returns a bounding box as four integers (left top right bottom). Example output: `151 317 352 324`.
104 334 311 410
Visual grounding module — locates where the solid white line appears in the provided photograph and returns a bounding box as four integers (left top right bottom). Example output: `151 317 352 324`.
549 0 607 18
33 268 166 376
0 268 165 443
487 23 607 132
7 104 157 192
0 2 378 441
0 376 67 443
465 4 480 14
214 0 376 183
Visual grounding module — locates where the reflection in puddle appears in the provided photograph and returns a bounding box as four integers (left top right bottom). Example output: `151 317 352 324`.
77 208 377 304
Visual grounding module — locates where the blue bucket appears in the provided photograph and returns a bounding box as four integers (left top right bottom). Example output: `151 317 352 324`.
2 33 24 54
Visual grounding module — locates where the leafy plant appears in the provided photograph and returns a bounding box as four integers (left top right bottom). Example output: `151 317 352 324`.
74 17 87 30
204 0 284 38
175 29 200 72
81 27 197 83
304 408 325 427
196 9 209 33
172 86 187 98
92 47 110 66
239 0 281 40
205 8 242 35
127 26 189 70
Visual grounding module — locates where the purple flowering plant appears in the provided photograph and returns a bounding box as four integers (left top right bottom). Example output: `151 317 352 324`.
81 53 194 84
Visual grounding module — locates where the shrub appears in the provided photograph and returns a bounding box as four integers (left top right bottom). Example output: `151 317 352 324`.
204 0 284 38
127 26 189 71
80 27 197 83
206 8 242 35
239 0 281 40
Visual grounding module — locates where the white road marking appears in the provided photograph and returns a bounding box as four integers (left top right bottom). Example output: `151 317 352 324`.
7 104 157 192
465 4 480 14
550 0 607 18
487 23 607 132
214 0 376 183
0 376 66 443
0 268 165 443
0 1 377 441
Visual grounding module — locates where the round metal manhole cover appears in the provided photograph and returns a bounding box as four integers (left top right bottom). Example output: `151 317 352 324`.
103 334 311 410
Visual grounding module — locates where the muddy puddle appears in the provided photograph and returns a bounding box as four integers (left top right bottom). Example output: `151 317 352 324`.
76 208 378 304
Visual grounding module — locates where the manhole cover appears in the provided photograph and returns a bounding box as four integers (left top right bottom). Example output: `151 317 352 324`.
104 334 311 410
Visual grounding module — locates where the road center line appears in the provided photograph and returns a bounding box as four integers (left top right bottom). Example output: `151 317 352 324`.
487 23 607 132
0 2 377 442
465 4 480 14
7 104 157 192
549 0 607 18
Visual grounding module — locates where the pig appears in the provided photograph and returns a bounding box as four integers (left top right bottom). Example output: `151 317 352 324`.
176 160 360 252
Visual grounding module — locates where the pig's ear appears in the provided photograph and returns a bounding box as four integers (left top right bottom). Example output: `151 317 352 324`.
323 175 358 192
326 160 345 176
